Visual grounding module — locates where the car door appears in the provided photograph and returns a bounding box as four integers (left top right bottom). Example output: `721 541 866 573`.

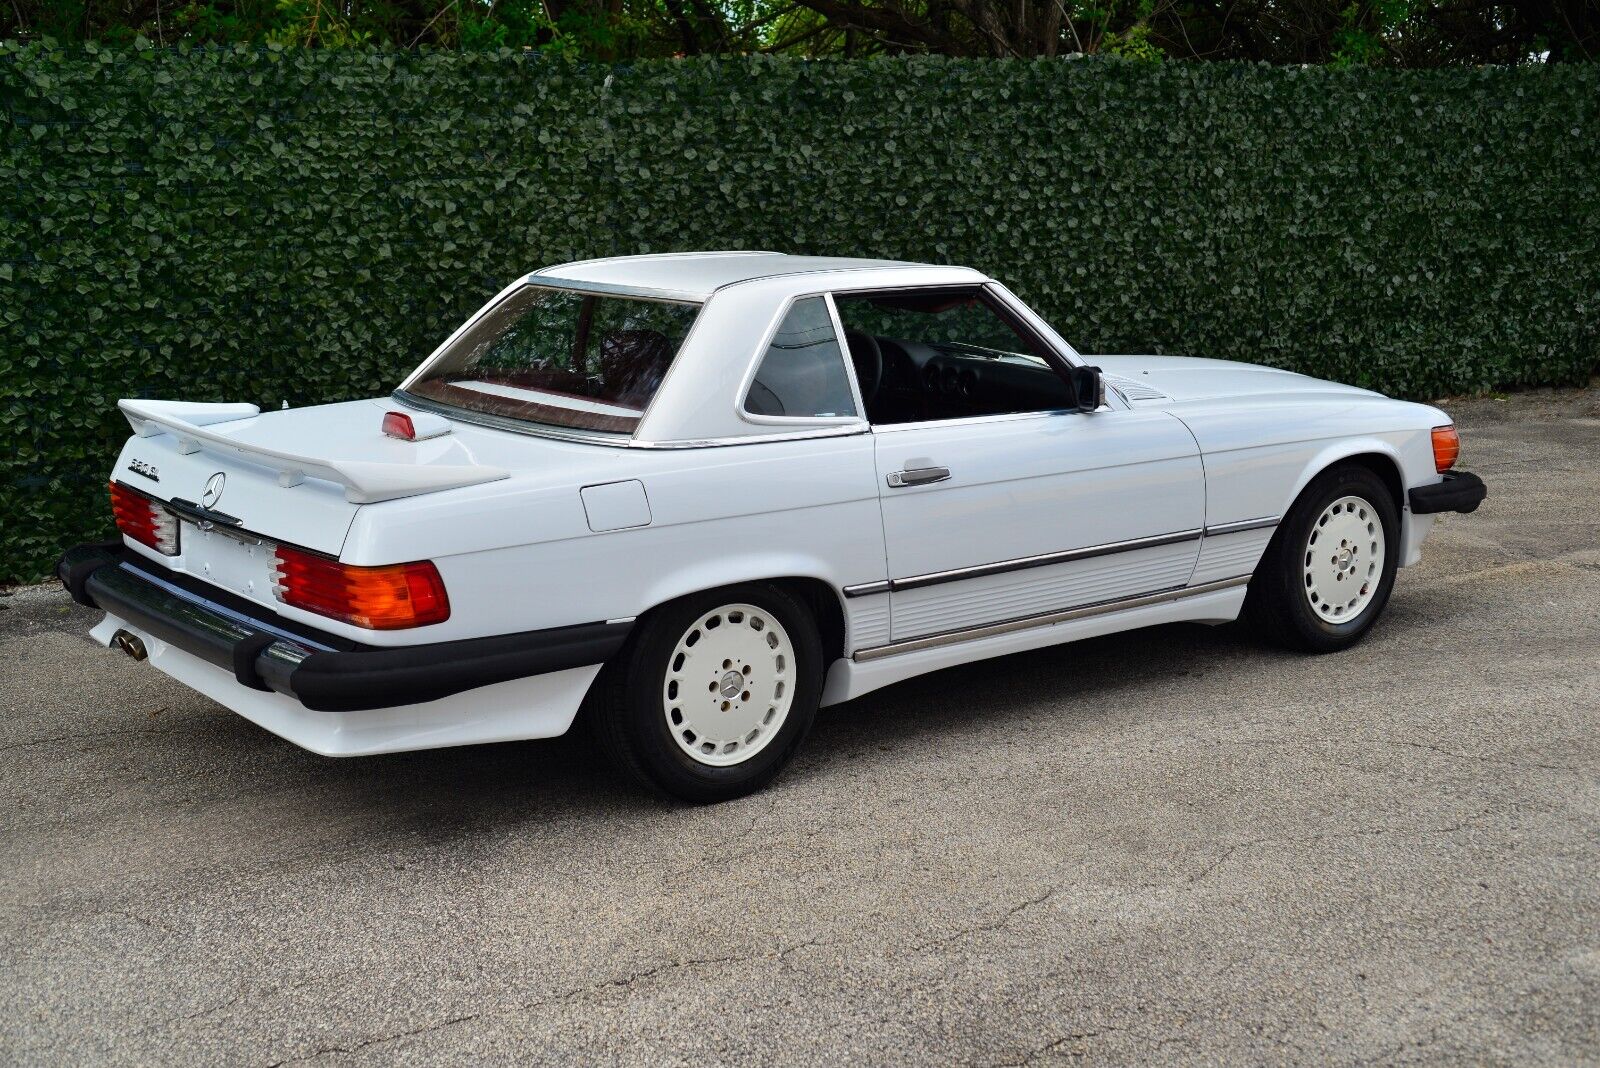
834 285 1205 645
874 408 1205 642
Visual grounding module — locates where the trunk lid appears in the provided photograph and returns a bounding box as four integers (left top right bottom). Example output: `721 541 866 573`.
120 426 359 556
113 397 512 614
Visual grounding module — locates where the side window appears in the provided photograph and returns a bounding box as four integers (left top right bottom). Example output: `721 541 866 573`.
832 287 1076 426
744 297 859 420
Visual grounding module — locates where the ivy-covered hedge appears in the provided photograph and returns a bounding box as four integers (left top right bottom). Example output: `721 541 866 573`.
2 45 1597 582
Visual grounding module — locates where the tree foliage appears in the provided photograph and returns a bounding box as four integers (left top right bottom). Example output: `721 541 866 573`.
5 0 1596 62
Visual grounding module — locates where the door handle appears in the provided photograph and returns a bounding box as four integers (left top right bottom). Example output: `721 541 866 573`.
887 466 951 488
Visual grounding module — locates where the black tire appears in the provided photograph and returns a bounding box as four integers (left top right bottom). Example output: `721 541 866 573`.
591 582 823 804
1244 463 1400 653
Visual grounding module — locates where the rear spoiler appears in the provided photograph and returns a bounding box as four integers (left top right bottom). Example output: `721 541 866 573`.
118 399 509 504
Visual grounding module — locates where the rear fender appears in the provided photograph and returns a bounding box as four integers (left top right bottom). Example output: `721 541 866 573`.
627 552 867 655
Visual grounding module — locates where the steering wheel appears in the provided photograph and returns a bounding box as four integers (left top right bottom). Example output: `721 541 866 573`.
844 329 883 413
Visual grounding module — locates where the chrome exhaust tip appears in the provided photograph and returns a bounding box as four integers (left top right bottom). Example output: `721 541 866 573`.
113 630 148 661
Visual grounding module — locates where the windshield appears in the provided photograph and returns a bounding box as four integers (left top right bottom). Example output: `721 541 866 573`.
406 285 701 434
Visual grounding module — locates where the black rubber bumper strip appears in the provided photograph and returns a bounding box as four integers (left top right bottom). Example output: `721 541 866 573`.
1408 470 1487 515
59 541 632 713
58 539 125 607
282 621 631 713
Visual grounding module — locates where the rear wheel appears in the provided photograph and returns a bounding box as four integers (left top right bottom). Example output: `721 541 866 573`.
593 583 823 803
1245 464 1400 653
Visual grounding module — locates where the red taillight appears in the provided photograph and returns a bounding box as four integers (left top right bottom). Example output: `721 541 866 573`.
271 545 449 630
110 482 179 556
382 411 416 440
1431 425 1460 472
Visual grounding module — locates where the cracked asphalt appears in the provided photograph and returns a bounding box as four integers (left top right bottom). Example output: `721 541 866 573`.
3 386 1598 1066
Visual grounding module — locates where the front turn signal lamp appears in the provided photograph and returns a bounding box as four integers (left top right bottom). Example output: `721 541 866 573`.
110 481 179 556
272 545 450 630
1431 425 1460 472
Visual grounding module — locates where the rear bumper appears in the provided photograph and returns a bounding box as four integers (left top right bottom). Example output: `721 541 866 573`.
1408 470 1487 515
58 542 631 714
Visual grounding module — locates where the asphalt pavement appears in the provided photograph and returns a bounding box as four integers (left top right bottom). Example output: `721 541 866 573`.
2 386 1597 1066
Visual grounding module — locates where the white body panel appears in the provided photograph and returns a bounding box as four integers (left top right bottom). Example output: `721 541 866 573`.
871 409 1205 642
88 253 1463 755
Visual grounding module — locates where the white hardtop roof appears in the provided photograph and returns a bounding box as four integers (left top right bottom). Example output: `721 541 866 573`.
532 251 985 301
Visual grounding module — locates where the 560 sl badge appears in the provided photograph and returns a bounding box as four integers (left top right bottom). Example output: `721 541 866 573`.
127 458 159 482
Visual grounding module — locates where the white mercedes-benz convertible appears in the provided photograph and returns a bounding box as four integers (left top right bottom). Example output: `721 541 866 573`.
60 253 1486 801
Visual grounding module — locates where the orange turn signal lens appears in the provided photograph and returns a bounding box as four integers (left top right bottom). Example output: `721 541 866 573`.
272 545 450 629
1431 425 1460 473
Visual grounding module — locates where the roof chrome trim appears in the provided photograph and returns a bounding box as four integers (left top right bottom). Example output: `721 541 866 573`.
536 257 960 302
518 275 708 304
1203 516 1281 537
709 262 968 296
842 528 1203 598
851 575 1251 661
536 250 783 273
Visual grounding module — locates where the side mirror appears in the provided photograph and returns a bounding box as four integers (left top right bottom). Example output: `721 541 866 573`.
1071 365 1104 412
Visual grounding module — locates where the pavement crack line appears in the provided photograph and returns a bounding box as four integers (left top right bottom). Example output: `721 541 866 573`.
983 1025 1126 1066
1367 736 1583 773
909 888 1058 953
104 907 180 934
113 969 367 1048
263 1013 480 1066
1219 733 1584 774
0 726 182 753
528 937 820 1008
0 725 185 751
1175 820 1485 886
111 993 247 1049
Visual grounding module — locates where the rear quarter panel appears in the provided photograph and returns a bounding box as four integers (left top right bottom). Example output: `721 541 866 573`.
341 434 887 649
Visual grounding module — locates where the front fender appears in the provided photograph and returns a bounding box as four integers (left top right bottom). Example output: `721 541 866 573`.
1278 429 1439 569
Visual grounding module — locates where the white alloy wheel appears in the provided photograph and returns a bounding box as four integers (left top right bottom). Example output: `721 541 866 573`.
1302 494 1387 622
661 603 796 767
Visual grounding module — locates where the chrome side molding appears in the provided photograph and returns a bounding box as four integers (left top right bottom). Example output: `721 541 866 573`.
843 527 1204 598
842 579 893 597
1203 516 1280 537
851 575 1251 662
841 517 1279 600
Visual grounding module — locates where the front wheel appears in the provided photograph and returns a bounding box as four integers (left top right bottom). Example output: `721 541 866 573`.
1245 464 1400 653
592 583 823 803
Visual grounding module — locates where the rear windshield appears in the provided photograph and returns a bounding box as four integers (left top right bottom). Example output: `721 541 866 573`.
406 285 701 434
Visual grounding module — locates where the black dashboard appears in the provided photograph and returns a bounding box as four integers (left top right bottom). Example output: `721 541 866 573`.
863 337 1076 424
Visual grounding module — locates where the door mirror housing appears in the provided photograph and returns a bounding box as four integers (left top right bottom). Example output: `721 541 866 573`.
1071 365 1105 412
